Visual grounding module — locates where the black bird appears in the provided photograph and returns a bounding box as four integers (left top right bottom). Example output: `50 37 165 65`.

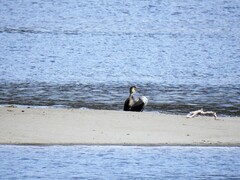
124 86 148 112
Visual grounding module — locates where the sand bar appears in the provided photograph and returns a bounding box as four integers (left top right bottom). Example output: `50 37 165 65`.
0 106 240 146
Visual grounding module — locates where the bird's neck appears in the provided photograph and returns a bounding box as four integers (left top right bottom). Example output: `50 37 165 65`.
129 93 135 107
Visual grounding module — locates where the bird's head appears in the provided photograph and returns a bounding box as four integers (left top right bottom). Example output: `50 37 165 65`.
129 86 137 94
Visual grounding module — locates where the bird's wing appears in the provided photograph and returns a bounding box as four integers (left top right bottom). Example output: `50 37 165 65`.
131 99 145 112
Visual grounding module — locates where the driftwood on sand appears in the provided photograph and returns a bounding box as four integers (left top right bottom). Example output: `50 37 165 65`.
186 108 218 120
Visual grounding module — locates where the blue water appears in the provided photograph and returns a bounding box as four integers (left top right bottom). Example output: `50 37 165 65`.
0 0 240 115
0 146 239 179
1 2 239 178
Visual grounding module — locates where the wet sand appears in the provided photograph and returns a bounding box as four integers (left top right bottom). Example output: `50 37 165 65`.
0 106 239 146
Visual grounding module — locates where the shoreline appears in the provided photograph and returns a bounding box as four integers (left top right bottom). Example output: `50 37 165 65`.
1 143 240 147
1 104 239 118
0 106 240 146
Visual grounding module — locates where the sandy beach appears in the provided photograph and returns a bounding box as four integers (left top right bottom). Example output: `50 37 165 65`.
0 106 239 146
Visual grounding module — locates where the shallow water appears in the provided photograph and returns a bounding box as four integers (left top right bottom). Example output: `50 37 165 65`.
0 0 239 115
0 146 240 179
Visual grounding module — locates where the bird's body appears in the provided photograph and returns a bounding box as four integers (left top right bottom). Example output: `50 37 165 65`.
124 86 148 112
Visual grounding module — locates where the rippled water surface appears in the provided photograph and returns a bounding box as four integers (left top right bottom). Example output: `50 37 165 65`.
0 0 239 115
0 146 240 179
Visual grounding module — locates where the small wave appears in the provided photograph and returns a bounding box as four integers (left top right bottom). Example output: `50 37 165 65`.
0 27 50 34
1 26 236 37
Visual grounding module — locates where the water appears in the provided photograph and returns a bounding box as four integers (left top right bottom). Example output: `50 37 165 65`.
0 146 239 179
0 0 240 115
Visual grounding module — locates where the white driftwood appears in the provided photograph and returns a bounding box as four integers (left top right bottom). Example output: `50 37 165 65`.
186 108 218 120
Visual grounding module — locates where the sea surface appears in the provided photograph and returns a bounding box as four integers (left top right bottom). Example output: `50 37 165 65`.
0 146 240 179
1 2 239 179
0 0 240 115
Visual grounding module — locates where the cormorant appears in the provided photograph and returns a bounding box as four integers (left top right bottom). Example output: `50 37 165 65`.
124 86 148 112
